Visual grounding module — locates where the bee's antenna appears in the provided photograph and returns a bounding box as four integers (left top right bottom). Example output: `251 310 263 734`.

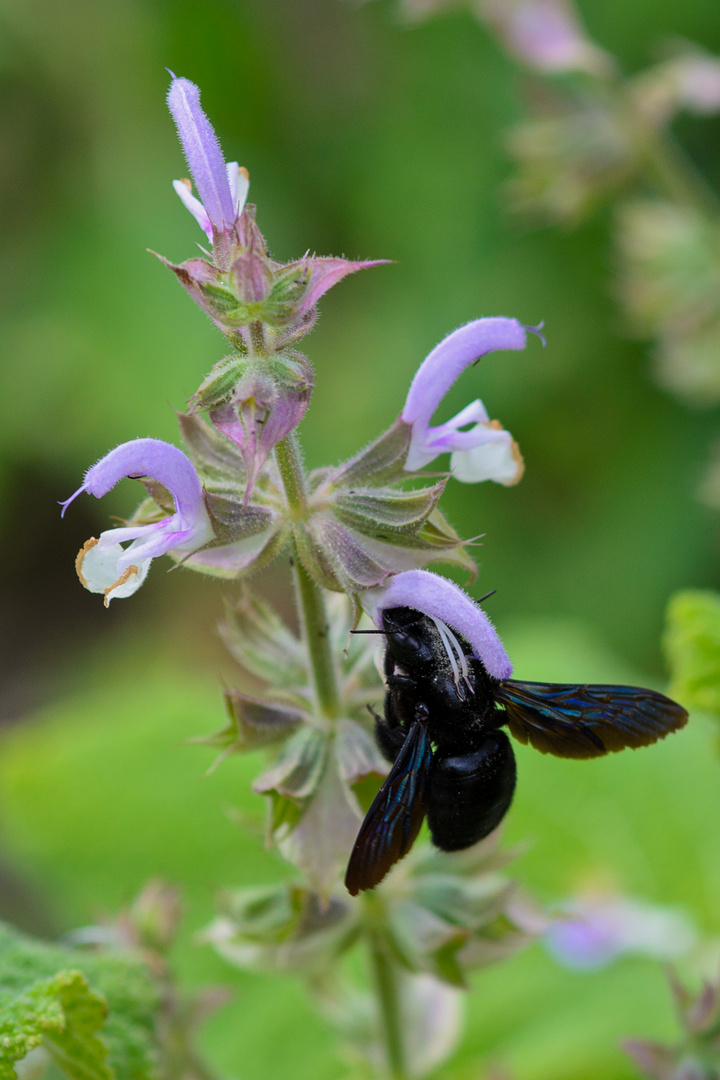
477 589 497 604
350 629 385 634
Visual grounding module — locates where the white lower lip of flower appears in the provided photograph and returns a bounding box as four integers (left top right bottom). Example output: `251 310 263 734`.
450 438 524 485
76 539 151 606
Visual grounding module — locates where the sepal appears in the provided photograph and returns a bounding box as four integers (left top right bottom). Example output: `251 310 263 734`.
623 965 720 1079
315 969 463 1080
177 518 289 579
177 412 247 489
274 750 366 901
220 590 308 690
371 831 540 987
190 692 307 771
203 883 356 974
295 506 476 594
202 494 276 546
158 245 384 344
156 254 243 337
254 726 328 802
190 355 251 412
323 418 413 489
332 482 446 536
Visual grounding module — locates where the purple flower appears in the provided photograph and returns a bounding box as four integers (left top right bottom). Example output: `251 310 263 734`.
480 0 613 77
546 895 697 970
362 569 513 680
402 317 542 484
61 438 214 605
167 75 249 239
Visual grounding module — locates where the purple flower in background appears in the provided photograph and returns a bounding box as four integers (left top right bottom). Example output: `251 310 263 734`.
547 894 697 970
362 569 513 680
480 0 613 77
61 438 214 605
402 317 542 484
168 75 249 240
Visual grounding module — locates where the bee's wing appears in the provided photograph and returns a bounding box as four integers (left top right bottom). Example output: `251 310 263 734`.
345 721 432 896
496 680 688 760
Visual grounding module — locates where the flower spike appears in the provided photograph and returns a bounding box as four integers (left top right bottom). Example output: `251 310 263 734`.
401 317 539 484
167 75 248 238
62 438 214 605
362 569 513 679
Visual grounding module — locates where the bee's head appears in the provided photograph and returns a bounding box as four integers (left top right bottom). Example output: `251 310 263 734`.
381 607 436 666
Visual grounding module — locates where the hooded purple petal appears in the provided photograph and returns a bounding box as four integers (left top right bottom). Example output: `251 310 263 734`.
363 569 512 679
402 318 536 475
167 76 236 232
65 438 215 604
76 438 206 525
403 318 529 430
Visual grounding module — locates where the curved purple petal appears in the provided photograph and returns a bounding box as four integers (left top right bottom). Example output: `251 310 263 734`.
81 438 205 525
167 76 235 231
402 318 540 477
402 318 530 430
363 569 513 679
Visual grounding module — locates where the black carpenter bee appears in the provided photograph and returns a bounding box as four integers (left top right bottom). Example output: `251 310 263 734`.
345 605 688 896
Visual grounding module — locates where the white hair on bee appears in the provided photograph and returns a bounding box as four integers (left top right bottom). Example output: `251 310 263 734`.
430 615 474 694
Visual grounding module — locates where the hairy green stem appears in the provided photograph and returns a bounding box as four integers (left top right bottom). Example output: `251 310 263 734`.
276 433 405 1076
367 922 408 1080
275 433 308 516
249 319 268 356
275 433 341 720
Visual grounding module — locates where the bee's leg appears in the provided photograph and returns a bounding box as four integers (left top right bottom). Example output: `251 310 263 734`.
370 696 408 764
385 672 417 693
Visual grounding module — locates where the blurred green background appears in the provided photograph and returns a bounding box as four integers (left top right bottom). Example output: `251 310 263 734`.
0 0 719 1077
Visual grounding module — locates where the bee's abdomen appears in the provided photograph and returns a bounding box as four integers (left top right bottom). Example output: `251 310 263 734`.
426 731 517 851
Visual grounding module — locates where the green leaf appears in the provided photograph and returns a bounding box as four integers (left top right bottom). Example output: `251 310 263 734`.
665 589 720 717
0 969 110 1080
0 923 159 1080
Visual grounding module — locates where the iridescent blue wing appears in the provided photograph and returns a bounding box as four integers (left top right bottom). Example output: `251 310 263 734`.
345 722 432 896
496 680 688 760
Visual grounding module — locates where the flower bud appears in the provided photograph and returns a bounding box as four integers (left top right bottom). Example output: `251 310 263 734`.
208 351 314 499
230 251 273 305
129 880 182 954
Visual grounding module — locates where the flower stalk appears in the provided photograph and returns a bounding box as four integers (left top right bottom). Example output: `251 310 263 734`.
364 892 409 1080
275 432 341 721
